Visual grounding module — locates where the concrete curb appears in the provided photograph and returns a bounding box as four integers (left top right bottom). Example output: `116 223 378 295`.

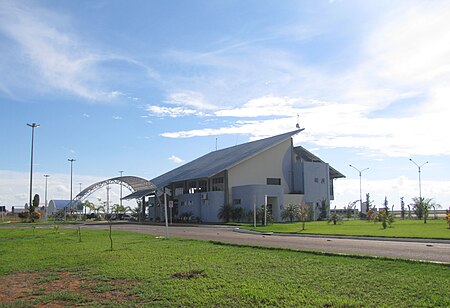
232 228 450 244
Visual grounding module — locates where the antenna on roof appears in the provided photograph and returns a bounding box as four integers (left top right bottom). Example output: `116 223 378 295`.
296 113 300 129
215 137 218 151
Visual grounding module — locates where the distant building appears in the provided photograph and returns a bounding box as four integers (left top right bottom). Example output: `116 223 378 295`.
47 200 80 215
150 129 344 223
330 208 359 217
11 206 27 214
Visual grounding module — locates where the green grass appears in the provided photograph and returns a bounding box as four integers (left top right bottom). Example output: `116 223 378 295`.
237 219 450 239
0 227 449 307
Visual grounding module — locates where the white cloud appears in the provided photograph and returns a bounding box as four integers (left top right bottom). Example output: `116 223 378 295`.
157 2 450 158
366 3 450 85
161 117 300 139
165 90 218 110
109 91 124 98
215 96 304 118
168 155 185 164
112 116 122 120
0 1 155 101
147 105 205 118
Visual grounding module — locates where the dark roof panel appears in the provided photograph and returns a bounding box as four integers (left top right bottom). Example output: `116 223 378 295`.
151 129 304 187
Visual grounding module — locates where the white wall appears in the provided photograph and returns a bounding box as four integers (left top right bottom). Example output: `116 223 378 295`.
303 161 331 207
177 191 224 222
283 194 304 207
227 139 292 198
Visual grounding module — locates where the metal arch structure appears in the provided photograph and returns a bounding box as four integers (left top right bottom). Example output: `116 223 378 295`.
70 176 157 205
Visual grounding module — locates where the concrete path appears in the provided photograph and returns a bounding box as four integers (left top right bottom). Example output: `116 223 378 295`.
71 223 450 264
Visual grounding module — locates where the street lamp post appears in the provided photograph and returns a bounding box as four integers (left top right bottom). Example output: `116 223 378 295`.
409 158 428 200
44 174 50 219
27 123 39 213
106 185 110 214
68 158 76 218
119 171 124 207
349 164 369 213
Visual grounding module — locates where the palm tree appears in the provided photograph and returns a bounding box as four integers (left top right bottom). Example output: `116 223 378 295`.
217 204 233 223
411 197 440 224
281 204 299 223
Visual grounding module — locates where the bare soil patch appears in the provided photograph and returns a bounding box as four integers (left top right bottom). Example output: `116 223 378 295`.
0 271 140 306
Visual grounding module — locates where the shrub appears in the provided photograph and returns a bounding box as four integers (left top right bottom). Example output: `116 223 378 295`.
374 210 395 229
328 212 343 225
217 204 233 223
446 209 450 229
281 204 299 222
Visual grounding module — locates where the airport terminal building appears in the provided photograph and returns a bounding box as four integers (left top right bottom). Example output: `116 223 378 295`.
150 129 344 223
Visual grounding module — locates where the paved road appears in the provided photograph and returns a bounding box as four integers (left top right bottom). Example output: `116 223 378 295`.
71 223 450 263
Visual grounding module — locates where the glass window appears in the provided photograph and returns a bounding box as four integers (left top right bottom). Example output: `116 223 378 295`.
199 180 207 192
267 178 281 185
212 177 224 191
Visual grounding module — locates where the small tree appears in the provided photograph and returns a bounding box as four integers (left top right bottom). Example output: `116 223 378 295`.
365 193 374 213
375 209 395 229
281 204 299 223
256 205 273 225
297 203 310 231
344 201 357 220
328 209 342 225
319 199 329 221
366 209 375 222
383 196 389 214
98 203 113 251
231 206 244 222
28 194 40 222
400 197 405 220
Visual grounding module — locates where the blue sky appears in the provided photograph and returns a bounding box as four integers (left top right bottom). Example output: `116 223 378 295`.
1 0 450 210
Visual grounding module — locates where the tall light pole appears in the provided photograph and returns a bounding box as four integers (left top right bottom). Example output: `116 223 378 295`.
106 185 111 214
27 123 39 211
349 164 369 213
79 182 82 193
409 158 428 200
119 171 124 207
44 174 50 218
68 159 76 216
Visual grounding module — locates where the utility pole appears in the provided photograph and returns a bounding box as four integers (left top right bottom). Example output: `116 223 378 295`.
106 185 110 214
44 174 50 219
68 158 76 219
119 171 124 207
27 123 39 213
349 164 369 213
409 158 428 200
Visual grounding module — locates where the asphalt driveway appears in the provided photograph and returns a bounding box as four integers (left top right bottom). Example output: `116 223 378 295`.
71 223 450 263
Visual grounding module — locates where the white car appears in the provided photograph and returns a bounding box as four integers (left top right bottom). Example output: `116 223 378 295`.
122 214 133 220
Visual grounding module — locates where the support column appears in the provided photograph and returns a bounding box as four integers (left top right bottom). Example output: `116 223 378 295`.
141 196 146 222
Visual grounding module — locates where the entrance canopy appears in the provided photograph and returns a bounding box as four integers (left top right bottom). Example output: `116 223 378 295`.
72 176 157 203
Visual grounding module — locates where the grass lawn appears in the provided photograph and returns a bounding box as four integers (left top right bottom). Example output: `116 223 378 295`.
0 227 449 307
238 219 450 239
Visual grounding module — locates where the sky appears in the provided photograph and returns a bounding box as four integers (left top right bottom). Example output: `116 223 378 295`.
1 0 450 211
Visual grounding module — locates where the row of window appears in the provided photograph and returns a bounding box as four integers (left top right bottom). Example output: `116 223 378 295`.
176 176 327 197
